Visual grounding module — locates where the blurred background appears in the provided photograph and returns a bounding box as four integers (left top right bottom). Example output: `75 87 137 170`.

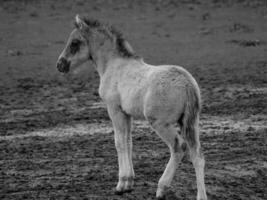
0 0 266 199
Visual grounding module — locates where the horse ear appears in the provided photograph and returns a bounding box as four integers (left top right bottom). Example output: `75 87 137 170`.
75 14 88 31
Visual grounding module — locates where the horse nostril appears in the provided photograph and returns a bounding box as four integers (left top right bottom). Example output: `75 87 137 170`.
57 57 70 73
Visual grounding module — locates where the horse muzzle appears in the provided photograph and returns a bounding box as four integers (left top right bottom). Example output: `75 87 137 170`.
56 57 70 73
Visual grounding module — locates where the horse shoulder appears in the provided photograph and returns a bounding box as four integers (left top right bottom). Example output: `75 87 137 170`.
99 70 120 103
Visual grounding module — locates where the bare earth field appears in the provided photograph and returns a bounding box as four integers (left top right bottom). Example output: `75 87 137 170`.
0 0 266 199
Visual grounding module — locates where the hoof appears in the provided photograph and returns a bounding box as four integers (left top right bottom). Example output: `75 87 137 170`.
124 188 133 193
156 188 179 200
197 193 208 200
156 195 166 200
197 198 208 200
114 189 124 195
156 186 166 200
115 176 134 195
114 188 133 195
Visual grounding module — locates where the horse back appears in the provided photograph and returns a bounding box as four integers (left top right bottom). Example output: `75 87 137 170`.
100 60 200 121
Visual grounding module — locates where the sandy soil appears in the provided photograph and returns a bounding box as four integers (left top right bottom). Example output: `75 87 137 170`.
0 0 266 199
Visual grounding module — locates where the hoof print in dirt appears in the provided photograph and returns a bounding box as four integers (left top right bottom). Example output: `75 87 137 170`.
229 23 253 33
29 11 38 17
7 49 22 56
202 12 211 21
227 39 261 47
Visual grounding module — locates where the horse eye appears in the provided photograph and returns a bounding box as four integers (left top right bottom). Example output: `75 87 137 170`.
70 39 81 54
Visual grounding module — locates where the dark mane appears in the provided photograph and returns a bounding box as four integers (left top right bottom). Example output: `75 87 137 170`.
75 17 140 59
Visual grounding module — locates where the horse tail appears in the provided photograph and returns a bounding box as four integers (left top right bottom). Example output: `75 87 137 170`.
180 83 201 148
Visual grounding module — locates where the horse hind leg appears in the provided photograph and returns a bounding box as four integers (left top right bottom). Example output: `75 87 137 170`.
183 116 207 200
148 119 187 199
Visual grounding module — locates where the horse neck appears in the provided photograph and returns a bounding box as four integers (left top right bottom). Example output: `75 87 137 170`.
93 50 113 76
93 43 131 78
91 41 141 78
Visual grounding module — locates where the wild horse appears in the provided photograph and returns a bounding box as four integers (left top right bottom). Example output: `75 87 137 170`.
56 15 207 200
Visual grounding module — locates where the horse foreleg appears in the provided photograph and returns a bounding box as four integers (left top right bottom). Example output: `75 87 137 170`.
107 105 134 194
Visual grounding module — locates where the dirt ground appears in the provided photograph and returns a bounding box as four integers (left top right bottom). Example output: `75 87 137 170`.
0 0 266 199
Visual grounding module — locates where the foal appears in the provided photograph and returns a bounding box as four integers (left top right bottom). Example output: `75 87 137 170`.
56 15 207 200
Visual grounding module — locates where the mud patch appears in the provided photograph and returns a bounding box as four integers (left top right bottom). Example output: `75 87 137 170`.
0 122 112 140
0 114 266 200
201 114 266 135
